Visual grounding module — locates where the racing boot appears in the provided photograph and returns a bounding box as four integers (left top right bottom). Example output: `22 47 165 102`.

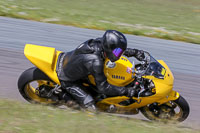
84 102 97 113
61 81 96 111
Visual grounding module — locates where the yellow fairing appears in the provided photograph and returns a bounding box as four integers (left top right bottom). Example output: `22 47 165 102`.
104 56 134 87
97 59 179 110
24 44 61 84
88 56 134 86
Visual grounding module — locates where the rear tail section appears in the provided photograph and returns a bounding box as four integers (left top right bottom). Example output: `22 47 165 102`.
24 44 62 84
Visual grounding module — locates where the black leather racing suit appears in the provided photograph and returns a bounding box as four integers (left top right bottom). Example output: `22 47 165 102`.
57 38 143 106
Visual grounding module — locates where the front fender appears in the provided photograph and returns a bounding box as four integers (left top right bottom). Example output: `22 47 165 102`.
157 90 180 105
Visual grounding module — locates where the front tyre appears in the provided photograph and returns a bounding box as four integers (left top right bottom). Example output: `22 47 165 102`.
18 67 59 105
140 95 190 122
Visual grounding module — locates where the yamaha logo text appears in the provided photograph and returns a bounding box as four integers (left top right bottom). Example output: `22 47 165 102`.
112 75 125 80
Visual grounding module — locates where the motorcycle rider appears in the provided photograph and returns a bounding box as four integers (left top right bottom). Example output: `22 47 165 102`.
57 30 145 110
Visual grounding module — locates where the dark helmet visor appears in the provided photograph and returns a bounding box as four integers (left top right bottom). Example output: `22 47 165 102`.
112 48 124 59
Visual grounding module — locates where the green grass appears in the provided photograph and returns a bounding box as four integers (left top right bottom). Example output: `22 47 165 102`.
0 0 200 44
0 99 199 133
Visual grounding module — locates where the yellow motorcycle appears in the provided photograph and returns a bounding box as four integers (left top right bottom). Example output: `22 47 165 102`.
18 44 190 122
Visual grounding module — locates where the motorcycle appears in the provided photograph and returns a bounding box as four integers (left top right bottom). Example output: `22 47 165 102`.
18 44 190 122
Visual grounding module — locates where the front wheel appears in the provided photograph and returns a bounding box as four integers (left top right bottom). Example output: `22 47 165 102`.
140 95 190 122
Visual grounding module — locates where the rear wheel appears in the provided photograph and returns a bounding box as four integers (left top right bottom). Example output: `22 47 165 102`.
140 95 190 122
18 67 59 105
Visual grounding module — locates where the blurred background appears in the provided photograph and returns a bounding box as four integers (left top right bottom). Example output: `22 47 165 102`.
0 0 199 44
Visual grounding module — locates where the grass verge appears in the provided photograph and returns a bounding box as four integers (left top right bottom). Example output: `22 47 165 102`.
0 0 200 44
0 99 199 133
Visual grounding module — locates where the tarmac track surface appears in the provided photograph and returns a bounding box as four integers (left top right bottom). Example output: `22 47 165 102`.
0 17 200 127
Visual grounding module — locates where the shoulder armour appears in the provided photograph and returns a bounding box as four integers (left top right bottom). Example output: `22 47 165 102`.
75 39 95 54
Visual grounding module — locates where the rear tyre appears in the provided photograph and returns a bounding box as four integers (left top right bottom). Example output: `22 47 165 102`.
18 67 59 105
140 95 190 122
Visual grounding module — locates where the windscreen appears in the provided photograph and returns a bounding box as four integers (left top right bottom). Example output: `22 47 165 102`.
145 56 166 79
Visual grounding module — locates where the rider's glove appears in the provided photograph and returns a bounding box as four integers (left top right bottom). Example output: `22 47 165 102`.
135 50 145 61
126 87 136 97
124 48 145 61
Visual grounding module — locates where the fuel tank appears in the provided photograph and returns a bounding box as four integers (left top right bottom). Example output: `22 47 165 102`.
104 56 135 87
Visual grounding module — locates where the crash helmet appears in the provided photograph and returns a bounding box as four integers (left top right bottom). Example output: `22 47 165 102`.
102 30 127 62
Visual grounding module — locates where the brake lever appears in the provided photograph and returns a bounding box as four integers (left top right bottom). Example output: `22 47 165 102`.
137 84 145 99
